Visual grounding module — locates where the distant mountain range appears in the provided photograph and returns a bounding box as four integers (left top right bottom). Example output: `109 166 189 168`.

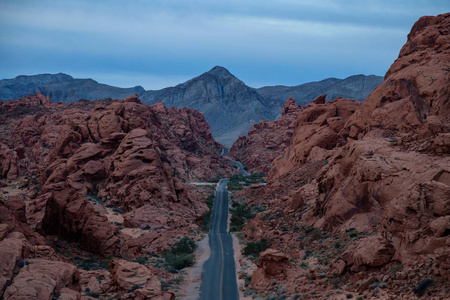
256 74 383 106
0 67 383 146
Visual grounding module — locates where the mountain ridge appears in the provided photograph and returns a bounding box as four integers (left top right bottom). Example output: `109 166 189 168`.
0 67 383 146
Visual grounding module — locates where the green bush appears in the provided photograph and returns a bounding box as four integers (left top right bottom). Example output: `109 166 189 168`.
163 252 194 270
227 173 266 191
163 237 196 270
229 202 255 232
242 239 270 257
171 237 196 254
201 210 212 232
201 194 215 232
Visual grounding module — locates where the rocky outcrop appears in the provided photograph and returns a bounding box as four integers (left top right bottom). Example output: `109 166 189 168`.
109 259 174 300
41 189 121 256
3 259 81 300
250 249 294 291
0 143 18 179
235 13 450 299
228 97 302 173
344 13 450 140
269 97 360 180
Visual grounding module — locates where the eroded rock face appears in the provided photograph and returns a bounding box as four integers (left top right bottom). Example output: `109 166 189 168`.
228 97 302 173
0 92 233 298
234 13 450 298
109 259 174 300
3 259 80 300
344 13 450 140
41 188 121 256
0 143 18 179
0 94 235 255
269 97 360 180
250 249 292 290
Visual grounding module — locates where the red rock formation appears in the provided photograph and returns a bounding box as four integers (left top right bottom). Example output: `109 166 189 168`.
270 97 360 180
234 13 450 299
344 13 450 140
0 92 235 297
3 259 81 300
109 259 174 299
228 97 302 173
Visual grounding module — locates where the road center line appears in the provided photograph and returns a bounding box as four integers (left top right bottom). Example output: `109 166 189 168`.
218 185 225 300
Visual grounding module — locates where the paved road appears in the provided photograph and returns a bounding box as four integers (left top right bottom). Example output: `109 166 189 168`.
222 148 250 177
228 159 250 177
200 179 239 300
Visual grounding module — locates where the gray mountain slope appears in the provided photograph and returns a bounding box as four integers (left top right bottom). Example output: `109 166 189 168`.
0 73 144 103
257 74 383 106
140 66 280 147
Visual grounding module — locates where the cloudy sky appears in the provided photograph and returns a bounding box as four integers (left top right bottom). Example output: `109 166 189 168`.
1 0 448 89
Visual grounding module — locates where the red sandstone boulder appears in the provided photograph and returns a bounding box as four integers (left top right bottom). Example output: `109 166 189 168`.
342 234 394 269
41 188 121 256
109 259 174 299
3 259 80 300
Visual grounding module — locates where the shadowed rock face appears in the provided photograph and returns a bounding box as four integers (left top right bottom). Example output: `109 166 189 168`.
231 13 450 298
227 97 303 174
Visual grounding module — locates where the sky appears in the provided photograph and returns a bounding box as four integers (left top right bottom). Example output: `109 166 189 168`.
0 0 449 90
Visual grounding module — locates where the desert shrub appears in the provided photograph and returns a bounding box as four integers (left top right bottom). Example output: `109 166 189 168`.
242 239 270 257
171 237 196 254
230 202 255 232
163 237 196 270
413 278 433 297
201 194 215 232
163 252 194 270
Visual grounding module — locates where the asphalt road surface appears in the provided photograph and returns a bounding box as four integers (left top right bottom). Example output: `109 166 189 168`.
200 179 239 300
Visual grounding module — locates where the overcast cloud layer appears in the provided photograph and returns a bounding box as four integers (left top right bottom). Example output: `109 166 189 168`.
0 0 449 89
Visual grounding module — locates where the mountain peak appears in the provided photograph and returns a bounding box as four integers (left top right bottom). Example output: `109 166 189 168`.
206 66 234 78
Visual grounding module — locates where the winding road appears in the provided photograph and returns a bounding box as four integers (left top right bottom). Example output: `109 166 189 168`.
200 179 239 300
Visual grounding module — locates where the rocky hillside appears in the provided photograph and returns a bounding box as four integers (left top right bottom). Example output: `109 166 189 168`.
0 73 144 103
140 66 280 147
1 68 382 147
227 96 304 174
231 13 450 299
256 74 383 105
0 93 236 299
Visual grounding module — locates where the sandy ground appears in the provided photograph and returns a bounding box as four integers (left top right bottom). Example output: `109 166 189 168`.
233 234 257 300
178 235 211 300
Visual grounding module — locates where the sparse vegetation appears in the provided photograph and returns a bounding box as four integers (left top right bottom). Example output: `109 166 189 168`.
201 194 215 232
163 236 196 270
230 202 255 232
242 238 270 257
71 256 112 271
413 278 433 297
227 173 266 191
